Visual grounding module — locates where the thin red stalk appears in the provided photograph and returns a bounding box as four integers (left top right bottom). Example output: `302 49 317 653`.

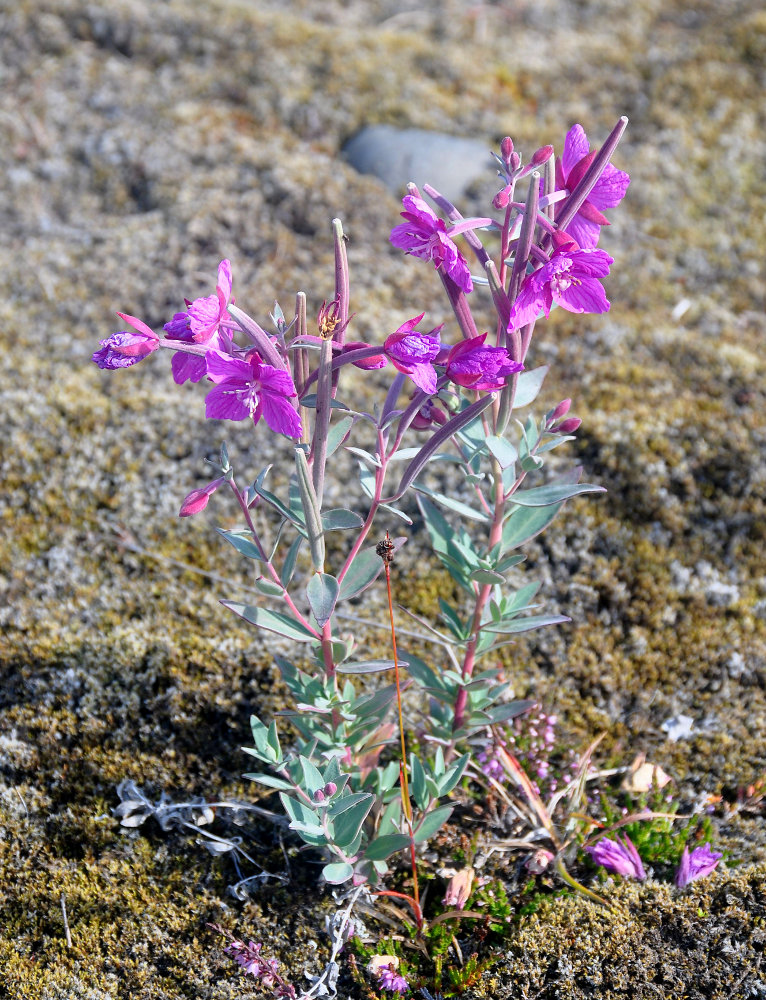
382 533 421 925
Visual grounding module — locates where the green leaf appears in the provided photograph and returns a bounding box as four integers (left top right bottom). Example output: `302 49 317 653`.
216 528 264 561
337 548 383 602
336 659 403 674
364 833 412 861
253 577 284 597
508 482 606 507
513 365 549 408
486 435 518 469
357 461 375 498
266 721 283 765
322 862 354 884
437 753 470 796
410 754 429 812
413 804 453 844
329 793 374 849
222 601 317 642
244 772 294 791
481 613 570 634
300 394 350 410
307 573 339 628
470 568 506 585
501 502 567 550
299 756 325 795
413 483 489 522
325 416 354 457
486 700 536 724
280 536 302 587
322 508 364 531
279 794 325 846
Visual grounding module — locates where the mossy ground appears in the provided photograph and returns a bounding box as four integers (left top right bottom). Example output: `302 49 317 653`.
1 0 765 996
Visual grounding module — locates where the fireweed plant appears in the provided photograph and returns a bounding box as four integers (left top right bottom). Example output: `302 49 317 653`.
95 119 637 949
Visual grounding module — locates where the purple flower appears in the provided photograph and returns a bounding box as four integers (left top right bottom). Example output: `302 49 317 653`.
377 964 409 995
586 835 646 880
165 259 233 384
223 938 296 997
443 333 523 391
390 195 473 293
92 312 160 369
507 247 614 331
552 124 630 249
675 843 723 888
205 349 302 439
383 314 442 394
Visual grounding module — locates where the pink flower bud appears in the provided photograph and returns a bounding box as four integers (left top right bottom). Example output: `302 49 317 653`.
549 398 572 423
556 417 582 434
510 151 521 171
323 782 337 797
492 185 511 210
178 476 226 517
532 144 554 167
500 136 514 161
313 788 325 802
442 868 474 910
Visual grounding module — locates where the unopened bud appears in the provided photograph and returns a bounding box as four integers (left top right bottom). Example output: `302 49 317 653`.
510 151 521 171
556 417 582 434
313 788 325 802
500 136 514 163
548 398 572 423
323 782 337 797
493 185 511 210
178 476 225 517
532 144 554 167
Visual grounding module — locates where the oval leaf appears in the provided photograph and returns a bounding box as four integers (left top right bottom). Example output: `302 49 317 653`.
307 573 340 628
322 862 354 885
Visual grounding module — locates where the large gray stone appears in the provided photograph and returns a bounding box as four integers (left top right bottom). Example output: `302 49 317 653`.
343 125 494 199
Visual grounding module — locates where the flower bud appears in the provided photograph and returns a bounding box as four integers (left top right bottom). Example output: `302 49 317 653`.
548 398 572 423
492 185 511 210
313 788 326 802
500 136 514 162
178 476 225 517
556 417 582 434
532 144 554 167
323 782 337 797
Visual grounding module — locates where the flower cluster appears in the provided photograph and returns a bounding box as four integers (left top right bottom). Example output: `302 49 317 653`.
216 932 296 998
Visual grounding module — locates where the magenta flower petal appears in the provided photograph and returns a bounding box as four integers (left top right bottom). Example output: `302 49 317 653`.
205 381 251 421
259 391 303 438
179 476 226 517
445 334 523 390
586 835 645 880
675 844 723 888
554 275 610 314
92 329 159 369
554 125 630 248
205 350 252 384
508 248 613 331
189 259 233 343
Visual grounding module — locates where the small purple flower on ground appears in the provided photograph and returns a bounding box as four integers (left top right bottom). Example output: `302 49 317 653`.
507 247 614 331
552 124 630 249
179 476 226 517
442 333 523 391
205 349 302 438
377 963 409 995
384 314 442 394
92 313 159 369
675 843 723 888
586 835 646 880
390 195 474 293
223 938 296 998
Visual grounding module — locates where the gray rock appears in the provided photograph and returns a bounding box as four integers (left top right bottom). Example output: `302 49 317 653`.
342 125 494 199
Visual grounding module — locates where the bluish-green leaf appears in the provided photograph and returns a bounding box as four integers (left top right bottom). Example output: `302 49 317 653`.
513 365 549 408
486 699 536 724
322 508 364 531
322 862 354 884
413 804 453 844
244 772 294 791
216 528 264 561
364 833 412 861
437 753 471 796
337 548 383 602
470 568 505 585
410 754 429 812
222 601 317 642
307 573 339 628
336 659 403 674
481 613 570 634
325 416 354 457
330 793 374 849
486 435 518 469
280 536 302 587
501 502 567 550
253 577 284 597
299 756 325 795
508 483 605 507
413 483 489 522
